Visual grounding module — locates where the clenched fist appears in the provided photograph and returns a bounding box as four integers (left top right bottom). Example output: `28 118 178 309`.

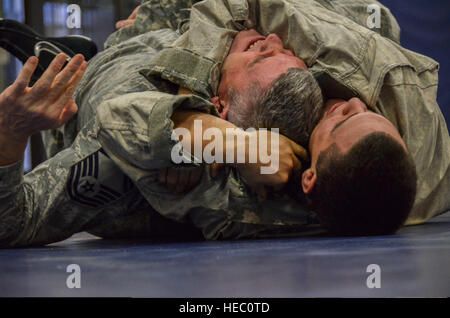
235 130 307 201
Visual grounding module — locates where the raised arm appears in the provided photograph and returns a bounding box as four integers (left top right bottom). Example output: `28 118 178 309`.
0 55 112 247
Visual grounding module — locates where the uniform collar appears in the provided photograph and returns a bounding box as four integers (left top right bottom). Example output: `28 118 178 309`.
139 47 221 98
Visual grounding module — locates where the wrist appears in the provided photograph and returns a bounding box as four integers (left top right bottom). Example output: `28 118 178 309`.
0 125 30 143
0 132 28 166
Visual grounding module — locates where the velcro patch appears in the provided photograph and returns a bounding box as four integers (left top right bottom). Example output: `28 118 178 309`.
66 150 135 208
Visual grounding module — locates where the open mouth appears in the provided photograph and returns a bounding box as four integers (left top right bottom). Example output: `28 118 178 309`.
245 37 265 51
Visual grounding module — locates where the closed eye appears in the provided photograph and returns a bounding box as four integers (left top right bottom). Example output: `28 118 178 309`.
330 113 359 135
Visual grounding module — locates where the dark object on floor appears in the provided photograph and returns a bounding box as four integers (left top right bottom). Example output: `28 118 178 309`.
0 19 97 85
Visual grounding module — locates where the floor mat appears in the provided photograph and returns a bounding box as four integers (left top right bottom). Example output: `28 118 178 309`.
0 212 448 297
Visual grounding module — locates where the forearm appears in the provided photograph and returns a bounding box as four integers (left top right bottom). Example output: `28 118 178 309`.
96 91 219 170
0 160 81 248
0 159 27 247
171 110 250 164
0 119 111 248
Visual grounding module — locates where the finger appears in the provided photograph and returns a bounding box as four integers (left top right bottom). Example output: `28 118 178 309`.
64 60 88 96
115 21 124 30
50 61 87 114
289 141 309 161
166 168 179 192
291 154 302 175
57 99 78 127
115 20 134 30
30 53 68 98
11 56 39 96
129 5 140 19
275 155 302 192
71 61 88 87
47 55 85 100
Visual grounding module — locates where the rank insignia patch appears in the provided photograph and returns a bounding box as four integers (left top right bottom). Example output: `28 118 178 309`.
67 150 135 208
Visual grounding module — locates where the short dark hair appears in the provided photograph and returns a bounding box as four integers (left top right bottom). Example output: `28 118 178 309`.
309 132 417 236
227 68 324 148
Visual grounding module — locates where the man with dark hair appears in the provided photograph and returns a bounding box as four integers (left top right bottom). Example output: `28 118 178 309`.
308 132 417 236
212 62 418 236
226 65 418 235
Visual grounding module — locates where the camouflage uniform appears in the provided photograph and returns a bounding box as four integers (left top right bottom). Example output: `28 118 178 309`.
0 1 319 247
104 0 198 49
0 0 448 247
132 0 448 225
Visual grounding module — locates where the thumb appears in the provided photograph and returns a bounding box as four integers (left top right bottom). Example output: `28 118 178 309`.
290 141 309 162
57 100 78 126
129 5 140 19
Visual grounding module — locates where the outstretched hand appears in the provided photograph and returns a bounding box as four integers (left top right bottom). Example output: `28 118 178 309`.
0 53 87 165
0 53 86 143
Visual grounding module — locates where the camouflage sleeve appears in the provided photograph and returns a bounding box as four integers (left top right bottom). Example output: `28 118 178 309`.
0 120 132 247
96 91 217 172
94 91 230 225
105 0 200 49
94 91 318 239
377 68 450 224
314 0 401 44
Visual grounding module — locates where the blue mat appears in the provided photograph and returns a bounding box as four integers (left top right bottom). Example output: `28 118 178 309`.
0 212 448 297
0 0 448 298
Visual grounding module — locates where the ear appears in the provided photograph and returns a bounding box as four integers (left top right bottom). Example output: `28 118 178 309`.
211 96 230 120
301 168 317 194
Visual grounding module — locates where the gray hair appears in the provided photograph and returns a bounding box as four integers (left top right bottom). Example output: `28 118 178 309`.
227 68 324 148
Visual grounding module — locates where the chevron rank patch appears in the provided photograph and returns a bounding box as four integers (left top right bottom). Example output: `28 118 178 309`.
66 150 135 208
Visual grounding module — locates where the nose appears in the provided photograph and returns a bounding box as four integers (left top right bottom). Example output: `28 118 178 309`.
266 33 280 42
261 33 284 54
340 98 368 115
